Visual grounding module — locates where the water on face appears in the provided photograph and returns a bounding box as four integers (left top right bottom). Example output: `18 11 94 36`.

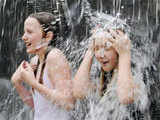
0 0 159 120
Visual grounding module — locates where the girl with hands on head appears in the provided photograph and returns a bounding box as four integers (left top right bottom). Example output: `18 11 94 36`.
11 12 75 120
73 27 136 104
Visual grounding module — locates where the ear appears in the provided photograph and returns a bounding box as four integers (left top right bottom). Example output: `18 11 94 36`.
45 31 54 42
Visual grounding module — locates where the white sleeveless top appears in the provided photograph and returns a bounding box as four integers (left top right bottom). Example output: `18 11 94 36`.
32 69 71 120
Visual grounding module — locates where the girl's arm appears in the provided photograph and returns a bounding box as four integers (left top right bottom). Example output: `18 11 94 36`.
117 51 135 104
11 58 37 109
12 81 34 108
109 29 136 104
73 46 95 99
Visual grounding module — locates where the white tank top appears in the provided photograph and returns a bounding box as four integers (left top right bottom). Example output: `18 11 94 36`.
32 69 71 120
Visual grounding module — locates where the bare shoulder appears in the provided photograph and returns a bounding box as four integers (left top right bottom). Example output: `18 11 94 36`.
46 48 71 82
46 48 68 64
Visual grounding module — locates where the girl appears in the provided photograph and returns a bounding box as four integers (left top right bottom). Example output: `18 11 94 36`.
73 28 135 102
73 27 139 119
11 12 74 120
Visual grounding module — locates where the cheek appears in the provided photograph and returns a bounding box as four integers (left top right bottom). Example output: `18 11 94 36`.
31 34 42 43
110 54 118 65
104 51 118 62
106 50 117 59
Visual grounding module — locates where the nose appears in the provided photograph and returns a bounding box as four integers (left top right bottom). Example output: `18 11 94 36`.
97 48 105 59
22 33 27 41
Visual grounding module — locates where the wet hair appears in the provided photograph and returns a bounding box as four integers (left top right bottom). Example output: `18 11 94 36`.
92 29 119 96
28 12 60 85
29 12 60 46
99 49 118 96
90 13 130 96
99 68 113 96
90 13 130 35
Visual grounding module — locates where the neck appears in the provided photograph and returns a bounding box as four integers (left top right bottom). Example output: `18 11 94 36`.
36 46 47 63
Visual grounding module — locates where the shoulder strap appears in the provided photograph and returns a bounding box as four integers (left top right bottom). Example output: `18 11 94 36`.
34 48 51 84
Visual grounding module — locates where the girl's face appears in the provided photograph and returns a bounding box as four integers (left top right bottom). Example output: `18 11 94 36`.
94 34 118 72
22 17 43 54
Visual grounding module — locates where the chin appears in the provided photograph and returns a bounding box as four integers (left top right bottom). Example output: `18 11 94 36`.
102 67 113 72
26 49 36 54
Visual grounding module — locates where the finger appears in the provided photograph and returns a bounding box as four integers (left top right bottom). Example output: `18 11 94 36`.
17 61 24 70
20 60 25 65
103 31 114 44
91 25 100 34
18 60 25 69
109 29 119 39
116 29 124 36
25 61 30 66
19 60 27 70
23 61 27 69
111 42 119 53
110 29 126 45
31 64 37 67
106 36 116 44
25 61 33 71
92 39 95 51
31 65 37 71
116 30 130 41
18 63 23 74
24 67 30 72
90 39 95 47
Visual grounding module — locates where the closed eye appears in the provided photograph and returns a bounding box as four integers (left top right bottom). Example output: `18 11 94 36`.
95 46 99 51
27 29 32 34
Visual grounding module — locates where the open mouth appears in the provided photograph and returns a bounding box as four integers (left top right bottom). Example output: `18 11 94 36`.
102 61 109 65
26 42 32 47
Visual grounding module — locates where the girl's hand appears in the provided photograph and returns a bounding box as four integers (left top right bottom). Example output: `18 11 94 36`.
11 61 24 84
87 39 95 56
31 64 37 72
21 61 37 86
107 29 131 56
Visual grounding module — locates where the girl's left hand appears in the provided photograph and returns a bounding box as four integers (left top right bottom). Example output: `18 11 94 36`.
21 61 37 86
107 29 131 56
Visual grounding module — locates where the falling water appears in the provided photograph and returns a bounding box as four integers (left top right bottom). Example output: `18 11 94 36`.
113 0 122 16
146 0 149 26
138 0 141 21
0 0 160 120
97 0 103 14
156 0 159 25
132 0 135 21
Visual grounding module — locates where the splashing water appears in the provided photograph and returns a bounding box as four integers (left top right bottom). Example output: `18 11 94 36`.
0 0 160 120
67 1 159 120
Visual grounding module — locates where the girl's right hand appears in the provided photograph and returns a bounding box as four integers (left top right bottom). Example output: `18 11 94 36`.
31 64 37 71
11 61 25 84
106 29 131 56
87 39 95 56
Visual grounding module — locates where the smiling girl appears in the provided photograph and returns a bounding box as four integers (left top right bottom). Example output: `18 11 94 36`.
11 12 74 120
73 27 136 103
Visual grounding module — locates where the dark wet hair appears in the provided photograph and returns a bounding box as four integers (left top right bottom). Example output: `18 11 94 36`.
28 12 60 85
29 12 60 46
99 68 113 96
